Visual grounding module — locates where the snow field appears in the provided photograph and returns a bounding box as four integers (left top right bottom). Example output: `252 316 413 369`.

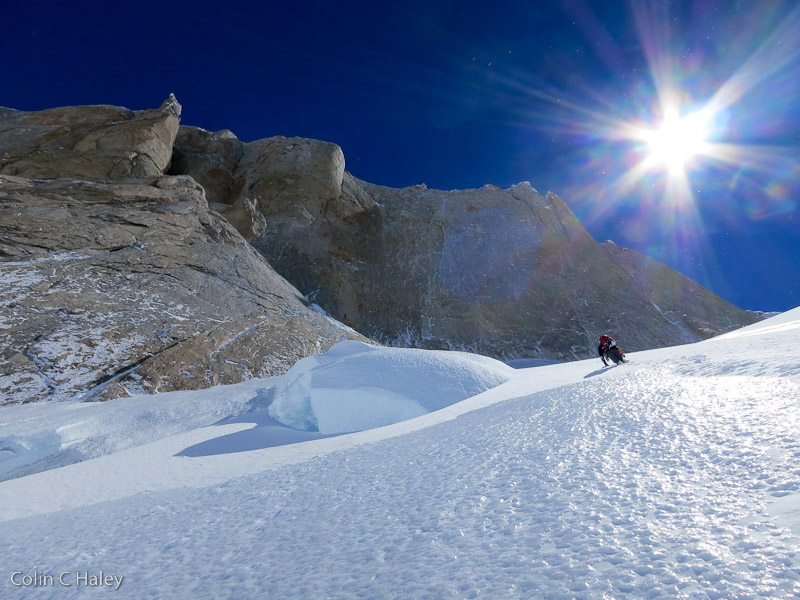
0 380 266 481
0 308 799 599
1 368 798 599
268 340 515 433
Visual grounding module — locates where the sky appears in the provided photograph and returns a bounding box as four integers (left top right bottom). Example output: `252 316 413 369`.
2 0 799 311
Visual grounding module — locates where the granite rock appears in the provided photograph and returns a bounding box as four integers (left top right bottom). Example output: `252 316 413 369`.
0 95 181 181
244 164 760 360
0 174 365 404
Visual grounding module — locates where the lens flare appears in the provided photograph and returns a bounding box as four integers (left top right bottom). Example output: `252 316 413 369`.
511 2 800 223
637 106 713 174
503 2 800 303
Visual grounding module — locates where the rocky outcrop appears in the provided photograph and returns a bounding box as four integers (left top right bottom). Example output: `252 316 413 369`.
0 172 364 405
208 134 759 359
170 132 344 242
0 99 373 405
169 125 244 205
0 95 181 181
0 96 762 406
168 125 266 241
0 97 376 404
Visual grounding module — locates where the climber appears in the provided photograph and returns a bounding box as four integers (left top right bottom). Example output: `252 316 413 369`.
598 334 625 366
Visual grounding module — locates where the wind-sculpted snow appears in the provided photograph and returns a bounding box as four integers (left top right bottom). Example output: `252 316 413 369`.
0 309 799 599
268 340 515 433
0 381 265 482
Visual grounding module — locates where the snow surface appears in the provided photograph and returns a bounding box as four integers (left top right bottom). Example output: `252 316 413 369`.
268 340 515 433
0 308 799 599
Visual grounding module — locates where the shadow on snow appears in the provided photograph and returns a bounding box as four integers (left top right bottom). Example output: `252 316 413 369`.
176 387 335 457
583 365 615 379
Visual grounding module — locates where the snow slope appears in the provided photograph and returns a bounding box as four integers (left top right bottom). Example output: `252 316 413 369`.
1 308 799 599
268 340 515 433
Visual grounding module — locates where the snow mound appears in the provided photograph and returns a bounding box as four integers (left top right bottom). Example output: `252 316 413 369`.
268 341 515 434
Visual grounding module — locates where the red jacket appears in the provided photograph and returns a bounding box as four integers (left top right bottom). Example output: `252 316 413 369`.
598 335 615 357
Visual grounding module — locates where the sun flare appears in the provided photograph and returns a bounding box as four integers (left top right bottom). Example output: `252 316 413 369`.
637 106 712 173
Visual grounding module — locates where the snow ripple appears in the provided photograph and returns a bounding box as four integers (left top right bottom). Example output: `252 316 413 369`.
1 369 798 598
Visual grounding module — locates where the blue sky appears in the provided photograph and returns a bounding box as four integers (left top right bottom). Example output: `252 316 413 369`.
3 0 798 311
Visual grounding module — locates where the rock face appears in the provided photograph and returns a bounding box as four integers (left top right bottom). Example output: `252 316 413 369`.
0 173 365 404
0 97 762 406
169 133 344 242
168 125 266 241
169 125 244 206
177 133 757 360
0 100 367 405
0 95 181 181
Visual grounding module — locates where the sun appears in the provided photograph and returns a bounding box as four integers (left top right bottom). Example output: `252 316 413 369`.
637 106 713 174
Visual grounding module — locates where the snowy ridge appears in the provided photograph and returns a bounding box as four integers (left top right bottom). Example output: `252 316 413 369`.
268 340 514 433
0 308 799 598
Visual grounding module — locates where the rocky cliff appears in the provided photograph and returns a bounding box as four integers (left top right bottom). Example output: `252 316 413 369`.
0 96 181 181
170 132 759 360
0 99 365 404
1 96 760 404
